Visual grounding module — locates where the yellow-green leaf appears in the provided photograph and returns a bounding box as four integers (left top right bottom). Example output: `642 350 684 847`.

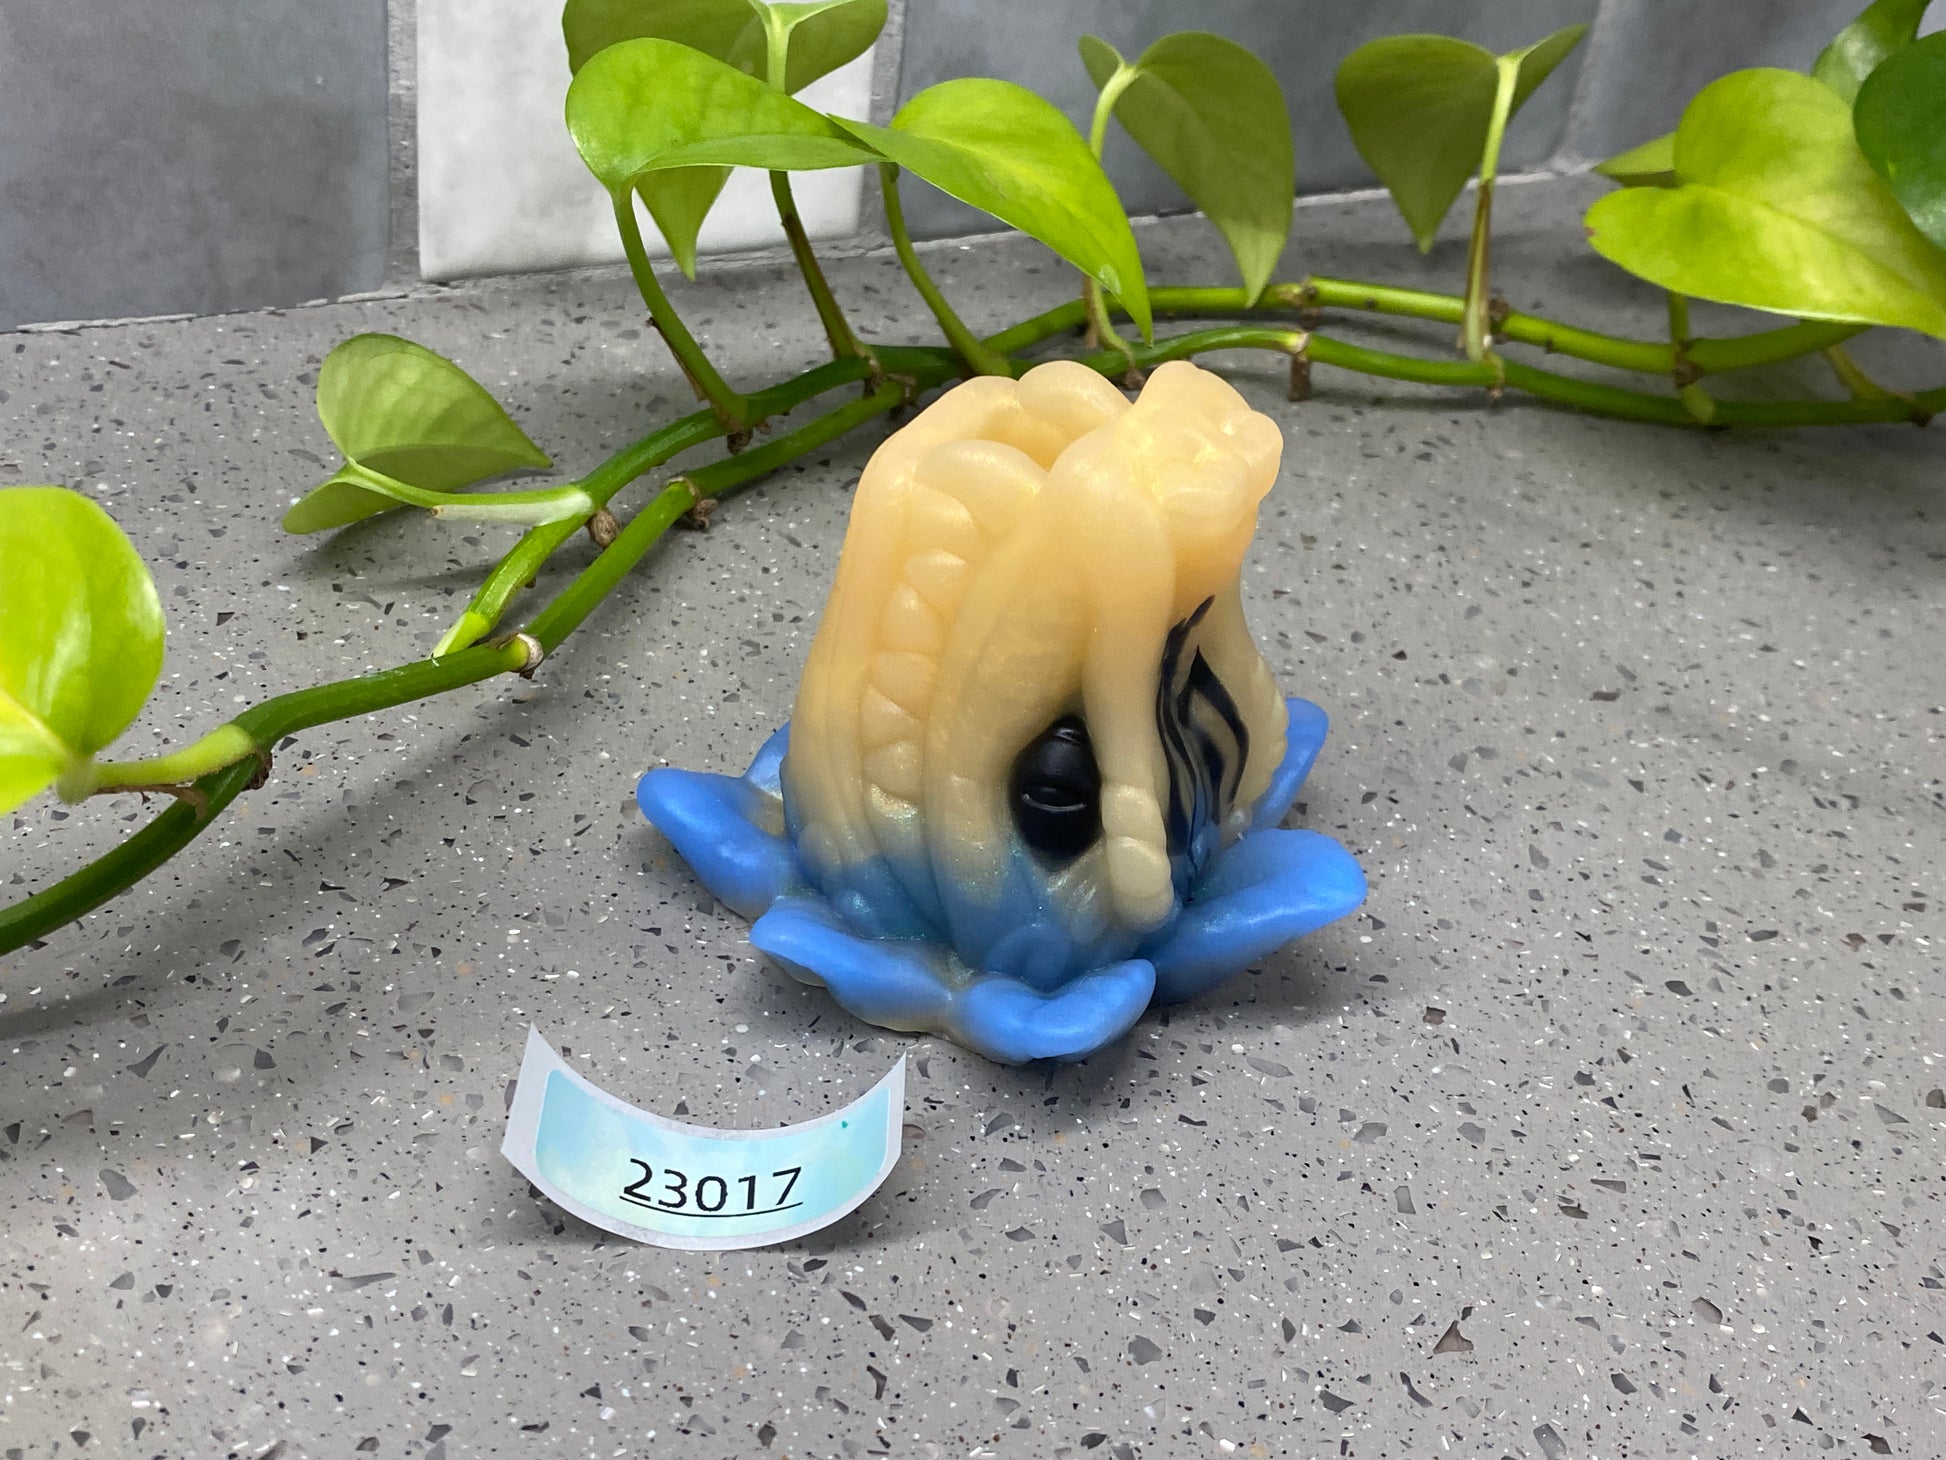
563 0 883 92
838 80 1152 338
562 0 885 272
1584 68 1946 337
1812 0 1932 104
284 335 550 534
0 487 164 813
1594 131 1676 187
567 38 872 197
1335 25 1586 251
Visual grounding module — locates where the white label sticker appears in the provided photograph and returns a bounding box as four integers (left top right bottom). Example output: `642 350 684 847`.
501 1027 905 1250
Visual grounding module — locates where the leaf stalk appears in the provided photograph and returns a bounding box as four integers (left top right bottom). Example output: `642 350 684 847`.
612 190 758 434
879 165 1013 376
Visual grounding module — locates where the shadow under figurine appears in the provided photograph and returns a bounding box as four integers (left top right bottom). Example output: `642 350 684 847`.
639 359 1365 1064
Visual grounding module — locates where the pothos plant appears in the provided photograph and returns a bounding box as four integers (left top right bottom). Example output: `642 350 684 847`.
3 0 1944 956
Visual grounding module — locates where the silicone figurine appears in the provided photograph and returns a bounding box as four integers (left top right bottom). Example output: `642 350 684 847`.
639 360 1365 1064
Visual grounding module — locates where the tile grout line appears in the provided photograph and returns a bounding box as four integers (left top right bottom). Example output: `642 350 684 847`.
1551 0 1622 172
856 0 908 245
385 0 423 289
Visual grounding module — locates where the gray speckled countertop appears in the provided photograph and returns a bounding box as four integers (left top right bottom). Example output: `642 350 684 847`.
3 178 1943 1459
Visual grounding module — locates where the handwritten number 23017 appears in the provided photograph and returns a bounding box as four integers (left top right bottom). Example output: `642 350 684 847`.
621 1161 803 1216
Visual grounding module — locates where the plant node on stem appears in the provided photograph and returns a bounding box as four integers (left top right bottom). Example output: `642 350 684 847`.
586 508 620 548
491 631 547 680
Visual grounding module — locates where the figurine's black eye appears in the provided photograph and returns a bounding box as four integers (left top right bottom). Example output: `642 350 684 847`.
1009 715 1101 864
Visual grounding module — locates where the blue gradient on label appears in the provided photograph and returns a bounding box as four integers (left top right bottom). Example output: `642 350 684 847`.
514 1036 901 1248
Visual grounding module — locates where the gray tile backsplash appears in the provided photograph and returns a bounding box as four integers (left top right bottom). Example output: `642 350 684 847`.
892 0 1602 240
0 0 390 329
1570 0 1867 162
0 0 1909 326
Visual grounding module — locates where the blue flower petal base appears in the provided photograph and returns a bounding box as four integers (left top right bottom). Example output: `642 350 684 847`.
637 699 1365 1064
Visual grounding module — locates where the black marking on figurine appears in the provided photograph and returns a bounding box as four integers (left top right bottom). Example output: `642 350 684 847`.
1010 715 1102 864
1158 596 1249 872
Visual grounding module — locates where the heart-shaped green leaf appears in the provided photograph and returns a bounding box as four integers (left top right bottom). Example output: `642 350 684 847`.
562 0 885 273
1335 25 1586 251
752 0 886 91
567 37 872 193
0 487 164 814
284 335 551 534
1854 31 1946 249
1812 0 1932 104
1585 68 1946 337
635 167 736 280
564 1 752 278
1595 131 1676 187
1080 32 1294 304
838 80 1152 338
563 0 883 92
564 0 758 74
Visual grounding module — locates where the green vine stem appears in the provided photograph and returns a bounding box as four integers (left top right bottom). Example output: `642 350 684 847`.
1293 281 1866 375
1823 342 1927 421
1073 322 1946 426
0 350 960 956
771 171 873 366
61 724 258 802
613 190 758 433
989 283 1869 380
5 275 1941 954
1081 66 1142 376
1 639 531 953
436 353 943 655
434 414 726 655
880 165 1013 377
334 462 595 526
526 380 922 653
1667 291 1692 347
1460 56 1520 371
753 14 872 370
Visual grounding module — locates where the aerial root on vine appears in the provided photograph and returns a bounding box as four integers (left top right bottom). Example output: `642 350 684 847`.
1288 346 1314 403
586 508 620 548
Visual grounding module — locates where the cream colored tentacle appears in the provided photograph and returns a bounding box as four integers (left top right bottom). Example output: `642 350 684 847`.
860 438 1047 867
789 378 1020 879
919 515 1091 896
1061 482 1179 933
